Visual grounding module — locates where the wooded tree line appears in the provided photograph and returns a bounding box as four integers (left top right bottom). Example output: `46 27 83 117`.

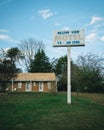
0 38 104 92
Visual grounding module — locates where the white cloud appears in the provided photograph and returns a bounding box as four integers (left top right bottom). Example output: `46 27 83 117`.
10 39 20 43
0 34 20 43
90 16 102 24
54 22 62 26
86 33 97 42
4 48 10 51
0 34 10 40
62 26 69 30
88 16 104 43
38 9 54 19
0 29 8 33
100 36 104 41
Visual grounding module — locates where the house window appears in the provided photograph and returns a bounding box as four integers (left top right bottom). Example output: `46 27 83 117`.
33 82 36 86
47 82 51 90
26 82 31 91
39 82 43 92
18 82 22 88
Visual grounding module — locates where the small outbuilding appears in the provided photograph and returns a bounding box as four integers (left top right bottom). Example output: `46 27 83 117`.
8 73 57 92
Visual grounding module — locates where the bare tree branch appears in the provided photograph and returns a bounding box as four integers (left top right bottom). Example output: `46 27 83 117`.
18 38 45 71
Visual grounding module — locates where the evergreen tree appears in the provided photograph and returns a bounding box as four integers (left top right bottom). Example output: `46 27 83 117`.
29 49 52 72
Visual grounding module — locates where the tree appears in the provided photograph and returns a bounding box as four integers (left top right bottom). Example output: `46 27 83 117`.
0 59 17 91
71 61 80 92
55 55 67 91
55 55 67 76
77 52 104 92
55 55 78 91
29 49 52 72
0 48 22 91
18 38 44 71
0 47 22 73
50 58 58 72
6 47 23 66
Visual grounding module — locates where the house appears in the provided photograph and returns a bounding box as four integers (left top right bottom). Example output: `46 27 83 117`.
8 73 57 92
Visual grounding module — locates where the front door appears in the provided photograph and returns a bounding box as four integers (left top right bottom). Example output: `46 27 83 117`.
39 82 43 92
26 82 31 91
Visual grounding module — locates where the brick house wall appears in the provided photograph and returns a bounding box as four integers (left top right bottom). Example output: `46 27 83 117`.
9 81 56 92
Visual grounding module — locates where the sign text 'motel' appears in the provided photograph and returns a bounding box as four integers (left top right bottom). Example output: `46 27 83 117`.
53 29 85 47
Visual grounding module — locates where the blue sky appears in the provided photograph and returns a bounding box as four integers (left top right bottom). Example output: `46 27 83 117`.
0 0 104 61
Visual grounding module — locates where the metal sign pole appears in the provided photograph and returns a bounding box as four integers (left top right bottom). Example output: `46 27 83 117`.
67 47 71 104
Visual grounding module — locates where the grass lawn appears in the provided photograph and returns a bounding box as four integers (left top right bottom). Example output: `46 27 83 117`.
0 92 104 130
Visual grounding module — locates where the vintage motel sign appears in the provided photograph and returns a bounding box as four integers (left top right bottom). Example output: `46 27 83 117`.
53 29 84 47
53 29 85 104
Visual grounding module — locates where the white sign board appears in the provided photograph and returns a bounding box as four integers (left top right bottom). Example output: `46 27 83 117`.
53 29 85 47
